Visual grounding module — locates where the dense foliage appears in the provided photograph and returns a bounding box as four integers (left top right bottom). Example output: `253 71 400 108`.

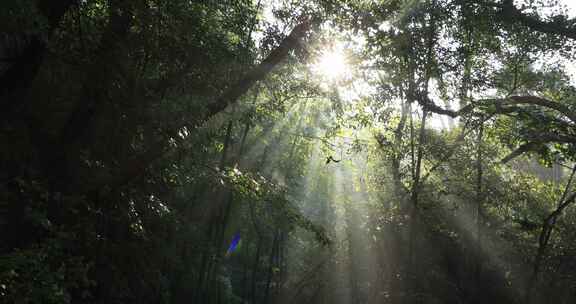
2 0 576 303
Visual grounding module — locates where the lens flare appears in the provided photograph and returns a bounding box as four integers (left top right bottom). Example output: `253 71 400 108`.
313 46 348 80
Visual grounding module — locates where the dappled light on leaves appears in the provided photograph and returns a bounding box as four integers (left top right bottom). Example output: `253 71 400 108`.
3 0 576 303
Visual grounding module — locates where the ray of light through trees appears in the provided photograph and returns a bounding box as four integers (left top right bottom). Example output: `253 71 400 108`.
2 1 576 304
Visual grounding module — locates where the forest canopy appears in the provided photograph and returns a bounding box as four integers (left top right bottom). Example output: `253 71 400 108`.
2 0 576 303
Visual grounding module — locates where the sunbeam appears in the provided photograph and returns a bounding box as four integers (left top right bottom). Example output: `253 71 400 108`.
312 43 349 81
6 1 576 303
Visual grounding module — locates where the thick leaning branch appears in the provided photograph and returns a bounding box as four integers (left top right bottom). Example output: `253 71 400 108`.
501 131 576 163
507 96 576 123
416 93 576 123
204 20 311 121
500 142 540 164
417 93 576 163
88 21 313 193
413 91 465 118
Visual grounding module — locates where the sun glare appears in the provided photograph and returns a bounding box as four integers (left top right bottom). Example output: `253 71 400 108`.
313 46 349 80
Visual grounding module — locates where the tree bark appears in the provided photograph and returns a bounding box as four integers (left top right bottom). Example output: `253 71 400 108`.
474 120 484 303
204 20 311 120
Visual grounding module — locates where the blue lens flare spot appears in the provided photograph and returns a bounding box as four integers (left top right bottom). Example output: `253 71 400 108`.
227 232 241 255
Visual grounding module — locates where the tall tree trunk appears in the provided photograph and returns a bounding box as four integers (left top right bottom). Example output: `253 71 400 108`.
252 238 263 304
474 120 484 303
407 108 428 300
263 230 280 304
197 118 237 303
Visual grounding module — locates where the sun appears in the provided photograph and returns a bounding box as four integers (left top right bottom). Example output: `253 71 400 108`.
312 45 349 80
